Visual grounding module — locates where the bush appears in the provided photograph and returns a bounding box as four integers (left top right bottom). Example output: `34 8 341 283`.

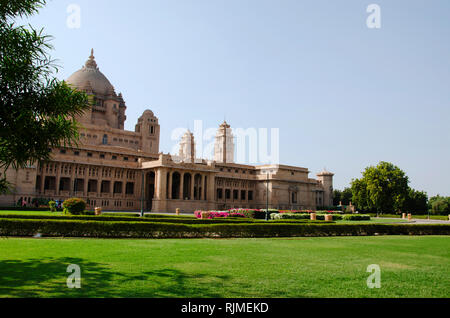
62 198 86 215
48 201 57 212
342 214 371 221
0 218 448 238
272 213 343 221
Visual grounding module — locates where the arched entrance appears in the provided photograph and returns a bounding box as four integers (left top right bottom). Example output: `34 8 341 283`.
146 171 155 210
171 172 181 199
183 173 192 200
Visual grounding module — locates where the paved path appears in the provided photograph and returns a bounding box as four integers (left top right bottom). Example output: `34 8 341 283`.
378 217 450 225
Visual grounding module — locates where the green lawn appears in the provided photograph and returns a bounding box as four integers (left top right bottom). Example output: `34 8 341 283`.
0 236 448 298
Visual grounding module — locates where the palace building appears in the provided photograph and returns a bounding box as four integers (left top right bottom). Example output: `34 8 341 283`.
0 50 334 212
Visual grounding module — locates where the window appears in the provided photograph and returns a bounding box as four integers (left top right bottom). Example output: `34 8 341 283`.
125 182 134 195
87 153 93 157
112 156 117 160
100 154 105 159
150 126 154 134
123 157 129 161
74 151 80 156
60 149 66 154
248 191 253 201
102 134 108 145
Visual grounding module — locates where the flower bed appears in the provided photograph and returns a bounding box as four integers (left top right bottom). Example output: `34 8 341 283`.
194 210 246 219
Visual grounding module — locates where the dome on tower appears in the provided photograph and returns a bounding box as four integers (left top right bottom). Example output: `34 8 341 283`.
66 49 116 95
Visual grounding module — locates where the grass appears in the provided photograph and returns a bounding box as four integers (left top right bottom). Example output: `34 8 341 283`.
0 236 448 298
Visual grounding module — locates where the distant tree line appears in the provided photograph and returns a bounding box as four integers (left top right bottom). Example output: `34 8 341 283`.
333 161 449 215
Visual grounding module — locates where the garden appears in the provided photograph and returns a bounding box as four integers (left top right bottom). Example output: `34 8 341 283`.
0 198 448 239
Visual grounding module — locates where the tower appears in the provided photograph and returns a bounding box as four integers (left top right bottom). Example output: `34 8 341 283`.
214 121 234 163
317 169 334 207
179 130 195 163
135 109 160 154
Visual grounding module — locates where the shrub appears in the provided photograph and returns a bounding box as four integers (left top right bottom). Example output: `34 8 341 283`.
0 218 448 238
62 198 87 215
48 201 57 212
342 214 371 221
272 213 343 220
195 210 247 219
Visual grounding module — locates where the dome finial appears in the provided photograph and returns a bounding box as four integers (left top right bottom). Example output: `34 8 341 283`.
84 48 98 70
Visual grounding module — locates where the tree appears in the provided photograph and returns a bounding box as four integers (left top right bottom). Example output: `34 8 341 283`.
351 161 409 214
333 189 342 206
404 189 428 214
429 195 450 215
0 0 89 193
341 187 352 205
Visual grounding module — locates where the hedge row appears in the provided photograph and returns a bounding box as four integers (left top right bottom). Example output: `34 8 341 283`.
0 218 448 238
271 213 371 221
0 214 324 225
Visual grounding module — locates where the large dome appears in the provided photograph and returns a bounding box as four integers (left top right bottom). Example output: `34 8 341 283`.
66 49 115 95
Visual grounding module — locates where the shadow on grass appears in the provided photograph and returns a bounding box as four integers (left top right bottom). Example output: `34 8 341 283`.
0 258 230 298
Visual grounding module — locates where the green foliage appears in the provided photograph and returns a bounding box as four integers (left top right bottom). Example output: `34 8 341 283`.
48 200 56 212
431 197 450 215
0 218 448 238
62 198 86 215
334 188 353 206
404 189 428 214
351 161 409 213
342 214 371 221
333 189 341 206
0 0 89 182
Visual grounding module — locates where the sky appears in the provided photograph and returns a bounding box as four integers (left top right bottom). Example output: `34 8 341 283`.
19 0 450 196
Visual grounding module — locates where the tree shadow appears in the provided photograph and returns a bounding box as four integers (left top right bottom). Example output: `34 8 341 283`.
0 258 231 298
138 269 230 298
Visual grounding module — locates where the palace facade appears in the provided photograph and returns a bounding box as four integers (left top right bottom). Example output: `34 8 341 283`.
0 51 334 212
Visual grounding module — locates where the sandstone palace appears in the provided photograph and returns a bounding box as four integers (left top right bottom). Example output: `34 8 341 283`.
0 51 334 212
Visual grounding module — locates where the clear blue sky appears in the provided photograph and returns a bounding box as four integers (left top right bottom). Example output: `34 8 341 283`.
21 0 450 196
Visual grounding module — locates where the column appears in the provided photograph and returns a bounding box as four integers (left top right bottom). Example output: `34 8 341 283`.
39 164 45 194
201 175 205 201
190 175 195 201
207 173 214 202
83 166 89 196
155 168 167 200
55 163 61 195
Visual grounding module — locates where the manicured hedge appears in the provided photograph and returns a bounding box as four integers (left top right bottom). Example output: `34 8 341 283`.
342 214 371 221
0 214 322 225
272 213 345 221
0 218 448 238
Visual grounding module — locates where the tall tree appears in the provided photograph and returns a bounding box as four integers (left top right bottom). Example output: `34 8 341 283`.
333 189 342 206
341 187 352 205
351 162 409 214
0 0 89 193
404 189 428 214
